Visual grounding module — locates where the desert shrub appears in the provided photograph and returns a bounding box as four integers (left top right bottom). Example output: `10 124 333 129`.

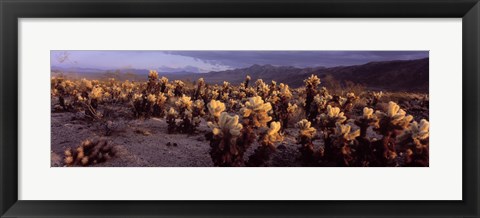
64 138 116 166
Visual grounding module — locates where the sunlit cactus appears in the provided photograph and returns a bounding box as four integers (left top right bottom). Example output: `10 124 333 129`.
368 91 383 106
159 76 169 93
64 138 116 166
341 92 358 112
241 96 273 128
79 78 93 91
262 121 283 146
191 99 205 126
304 74 321 121
287 103 298 114
255 79 270 98
90 86 103 101
207 112 243 138
220 92 229 102
147 94 157 104
247 121 284 166
166 107 178 134
207 99 226 122
328 123 360 166
174 95 199 134
296 119 318 166
375 101 413 131
397 119 429 166
373 101 414 165
244 75 251 88
332 123 360 142
227 99 239 112
152 93 167 117
304 74 321 88
279 83 292 100
175 95 193 112
355 107 380 138
173 80 185 97
206 112 246 166
148 70 159 81
193 78 205 100
318 105 347 128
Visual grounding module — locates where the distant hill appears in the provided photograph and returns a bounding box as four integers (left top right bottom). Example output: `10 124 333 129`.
170 58 429 92
52 58 429 92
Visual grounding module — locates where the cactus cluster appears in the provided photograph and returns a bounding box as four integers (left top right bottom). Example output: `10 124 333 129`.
52 70 429 167
64 138 116 166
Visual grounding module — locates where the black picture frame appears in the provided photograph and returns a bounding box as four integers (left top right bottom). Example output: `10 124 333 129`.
1 0 479 217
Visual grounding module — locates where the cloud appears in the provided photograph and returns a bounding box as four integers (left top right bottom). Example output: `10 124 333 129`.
51 50 429 73
165 51 429 68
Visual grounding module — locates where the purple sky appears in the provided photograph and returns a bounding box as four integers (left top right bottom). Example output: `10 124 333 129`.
51 50 428 73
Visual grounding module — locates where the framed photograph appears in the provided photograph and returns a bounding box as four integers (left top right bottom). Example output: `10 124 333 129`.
1 0 479 217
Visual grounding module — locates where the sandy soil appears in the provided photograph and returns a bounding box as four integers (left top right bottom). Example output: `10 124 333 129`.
51 112 309 167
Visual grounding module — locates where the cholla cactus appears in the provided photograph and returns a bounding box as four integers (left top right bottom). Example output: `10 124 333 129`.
279 83 292 100
207 112 243 138
90 86 103 102
153 93 167 117
296 119 318 166
241 96 273 128
79 78 93 91
159 76 169 93
194 78 205 100
373 101 414 164
147 94 156 104
332 123 360 142
261 121 283 146
206 112 246 166
247 121 284 166
354 107 379 138
304 74 321 121
166 107 178 134
255 79 270 98
375 101 413 132
146 70 160 94
304 74 321 88
329 123 360 166
148 70 159 81
173 80 185 97
227 99 239 112
132 92 159 119
368 91 383 106
297 119 316 139
244 75 251 88
341 92 358 112
175 95 199 134
318 105 347 129
287 103 298 114
207 100 226 122
64 138 116 166
397 119 429 166
308 93 332 122
191 99 205 127
222 81 230 92
175 95 193 112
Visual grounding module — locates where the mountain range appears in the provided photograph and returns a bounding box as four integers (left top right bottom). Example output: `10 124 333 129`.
51 58 429 92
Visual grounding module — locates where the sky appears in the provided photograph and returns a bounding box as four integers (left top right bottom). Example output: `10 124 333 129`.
51 50 429 73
